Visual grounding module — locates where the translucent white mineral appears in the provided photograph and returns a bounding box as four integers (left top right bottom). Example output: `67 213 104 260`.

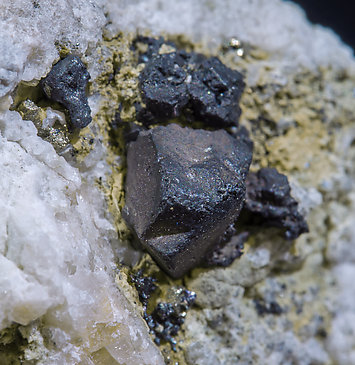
0 110 163 364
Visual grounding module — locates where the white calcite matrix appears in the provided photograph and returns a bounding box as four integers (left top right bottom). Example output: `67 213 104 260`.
1 1 355 364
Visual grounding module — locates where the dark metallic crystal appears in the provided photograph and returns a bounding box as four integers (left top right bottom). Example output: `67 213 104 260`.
188 56 245 126
243 167 309 240
41 54 92 129
138 49 244 128
123 124 253 277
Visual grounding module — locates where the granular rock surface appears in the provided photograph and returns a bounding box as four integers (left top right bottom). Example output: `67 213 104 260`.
1 1 355 364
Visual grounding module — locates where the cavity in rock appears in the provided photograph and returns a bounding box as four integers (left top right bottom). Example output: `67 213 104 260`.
243 167 309 240
138 50 244 128
123 123 253 278
41 54 92 129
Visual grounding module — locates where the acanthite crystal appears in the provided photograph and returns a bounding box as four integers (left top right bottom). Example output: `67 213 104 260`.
187 56 245 126
243 167 309 240
123 124 252 278
41 54 92 129
138 49 244 128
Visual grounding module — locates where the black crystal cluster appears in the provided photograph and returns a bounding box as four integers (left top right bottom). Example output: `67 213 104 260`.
243 168 309 240
41 54 92 129
131 271 196 351
122 37 309 279
135 37 245 128
131 270 157 308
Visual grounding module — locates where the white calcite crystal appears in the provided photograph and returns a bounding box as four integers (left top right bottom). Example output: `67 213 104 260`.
1 0 355 364
0 110 163 364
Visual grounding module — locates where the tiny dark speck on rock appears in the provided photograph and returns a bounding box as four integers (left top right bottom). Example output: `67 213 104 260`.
41 54 92 129
253 298 283 316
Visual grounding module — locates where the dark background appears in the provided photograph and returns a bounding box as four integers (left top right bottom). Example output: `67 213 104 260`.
290 0 355 52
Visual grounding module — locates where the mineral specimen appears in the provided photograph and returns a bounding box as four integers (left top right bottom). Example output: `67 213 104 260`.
41 54 92 129
187 56 245 126
123 123 253 278
2 0 355 363
139 51 190 120
131 270 196 350
243 167 309 240
138 49 244 127
146 288 196 351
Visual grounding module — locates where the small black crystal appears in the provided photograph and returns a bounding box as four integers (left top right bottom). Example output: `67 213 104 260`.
243 168 309 240
41 54 92 129
131 270 196 351
254 298 283 316
123 124 253 278
139 52 190 120
188 56 245 127
131 270 157 308
138 50 244 128
147 288 196 351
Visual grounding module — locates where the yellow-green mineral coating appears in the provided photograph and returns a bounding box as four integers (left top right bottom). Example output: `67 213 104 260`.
91 33 145 240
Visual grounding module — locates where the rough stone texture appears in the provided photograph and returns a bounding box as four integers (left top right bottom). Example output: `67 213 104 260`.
182 42 355 365
139 52 190 121
204 231 248 267
41 55 92 129
123 124 252 278
138 50 244 127
0 0 105 103
243 167 309 240
0 110 163 364
1 0 355 364
187 56 245 126
99 0 354 72
17 100 70 153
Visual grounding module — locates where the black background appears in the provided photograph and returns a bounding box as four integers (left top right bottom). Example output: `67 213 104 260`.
290 0 355 52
